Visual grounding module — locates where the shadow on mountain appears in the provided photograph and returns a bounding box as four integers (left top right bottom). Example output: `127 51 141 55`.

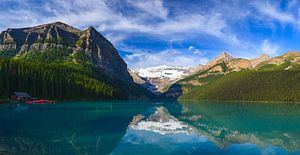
160 84 183 100
139 76 160 94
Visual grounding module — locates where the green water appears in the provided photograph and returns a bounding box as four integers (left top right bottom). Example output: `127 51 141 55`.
0 100 300 155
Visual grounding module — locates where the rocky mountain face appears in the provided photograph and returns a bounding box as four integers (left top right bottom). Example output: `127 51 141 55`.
263 51 300 65
191 52 272 74
0 22 80 52
0 22 132 82
191 52 233 73
207 52 234 66
250 54 270 67
227 54 271 71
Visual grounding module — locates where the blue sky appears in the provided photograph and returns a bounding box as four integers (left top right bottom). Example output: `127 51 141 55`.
1 0 300 69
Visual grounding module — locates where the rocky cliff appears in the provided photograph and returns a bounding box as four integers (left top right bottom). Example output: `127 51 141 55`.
192 52 233 73
0 22 132 82
227 54 271 71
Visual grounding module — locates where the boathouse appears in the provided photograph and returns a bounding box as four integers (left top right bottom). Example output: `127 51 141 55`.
11 92 32 101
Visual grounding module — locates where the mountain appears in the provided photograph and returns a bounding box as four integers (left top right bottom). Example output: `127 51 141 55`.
206 52 234 67
250 54 270 68
0 22 131 81
0 22 152 100
191 52 270 73
164 51 300 102
226 54 271 71
256 51 300 69
191 52 233 73
133 65 192 93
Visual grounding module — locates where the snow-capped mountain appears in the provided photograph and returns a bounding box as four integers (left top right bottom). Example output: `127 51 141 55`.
135 65 191 80
133 65 192 92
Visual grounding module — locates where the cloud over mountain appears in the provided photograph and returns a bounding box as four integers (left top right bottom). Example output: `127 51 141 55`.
1 0 300 69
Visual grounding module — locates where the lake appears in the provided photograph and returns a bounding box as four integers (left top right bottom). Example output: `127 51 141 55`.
0 100 300 155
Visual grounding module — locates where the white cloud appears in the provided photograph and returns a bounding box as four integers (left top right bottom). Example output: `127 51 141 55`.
124 49 209 69
261 39 280 56
252 1 295 23
126 0 168 19
188 46 206 55
1 0 298 69
104 33 127 45
0 0 241 47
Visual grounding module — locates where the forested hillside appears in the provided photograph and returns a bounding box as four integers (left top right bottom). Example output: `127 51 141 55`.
179 69 300 102
0 58 126 100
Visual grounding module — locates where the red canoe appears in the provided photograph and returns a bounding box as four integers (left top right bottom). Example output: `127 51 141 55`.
25 100 56 104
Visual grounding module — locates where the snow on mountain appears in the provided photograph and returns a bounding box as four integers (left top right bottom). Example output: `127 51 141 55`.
134 65 191 80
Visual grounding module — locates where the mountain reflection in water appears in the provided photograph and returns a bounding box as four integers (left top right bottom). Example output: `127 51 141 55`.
0 101 300 155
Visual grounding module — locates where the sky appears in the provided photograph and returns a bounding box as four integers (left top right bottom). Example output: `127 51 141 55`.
0 0 300 69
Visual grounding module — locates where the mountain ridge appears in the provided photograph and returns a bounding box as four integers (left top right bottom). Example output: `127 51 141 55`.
163 50 300 101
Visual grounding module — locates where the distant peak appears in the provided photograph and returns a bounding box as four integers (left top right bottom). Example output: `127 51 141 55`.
259 53 270 59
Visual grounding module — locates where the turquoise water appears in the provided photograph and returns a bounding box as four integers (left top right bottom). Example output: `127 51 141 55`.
0 101 300 155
